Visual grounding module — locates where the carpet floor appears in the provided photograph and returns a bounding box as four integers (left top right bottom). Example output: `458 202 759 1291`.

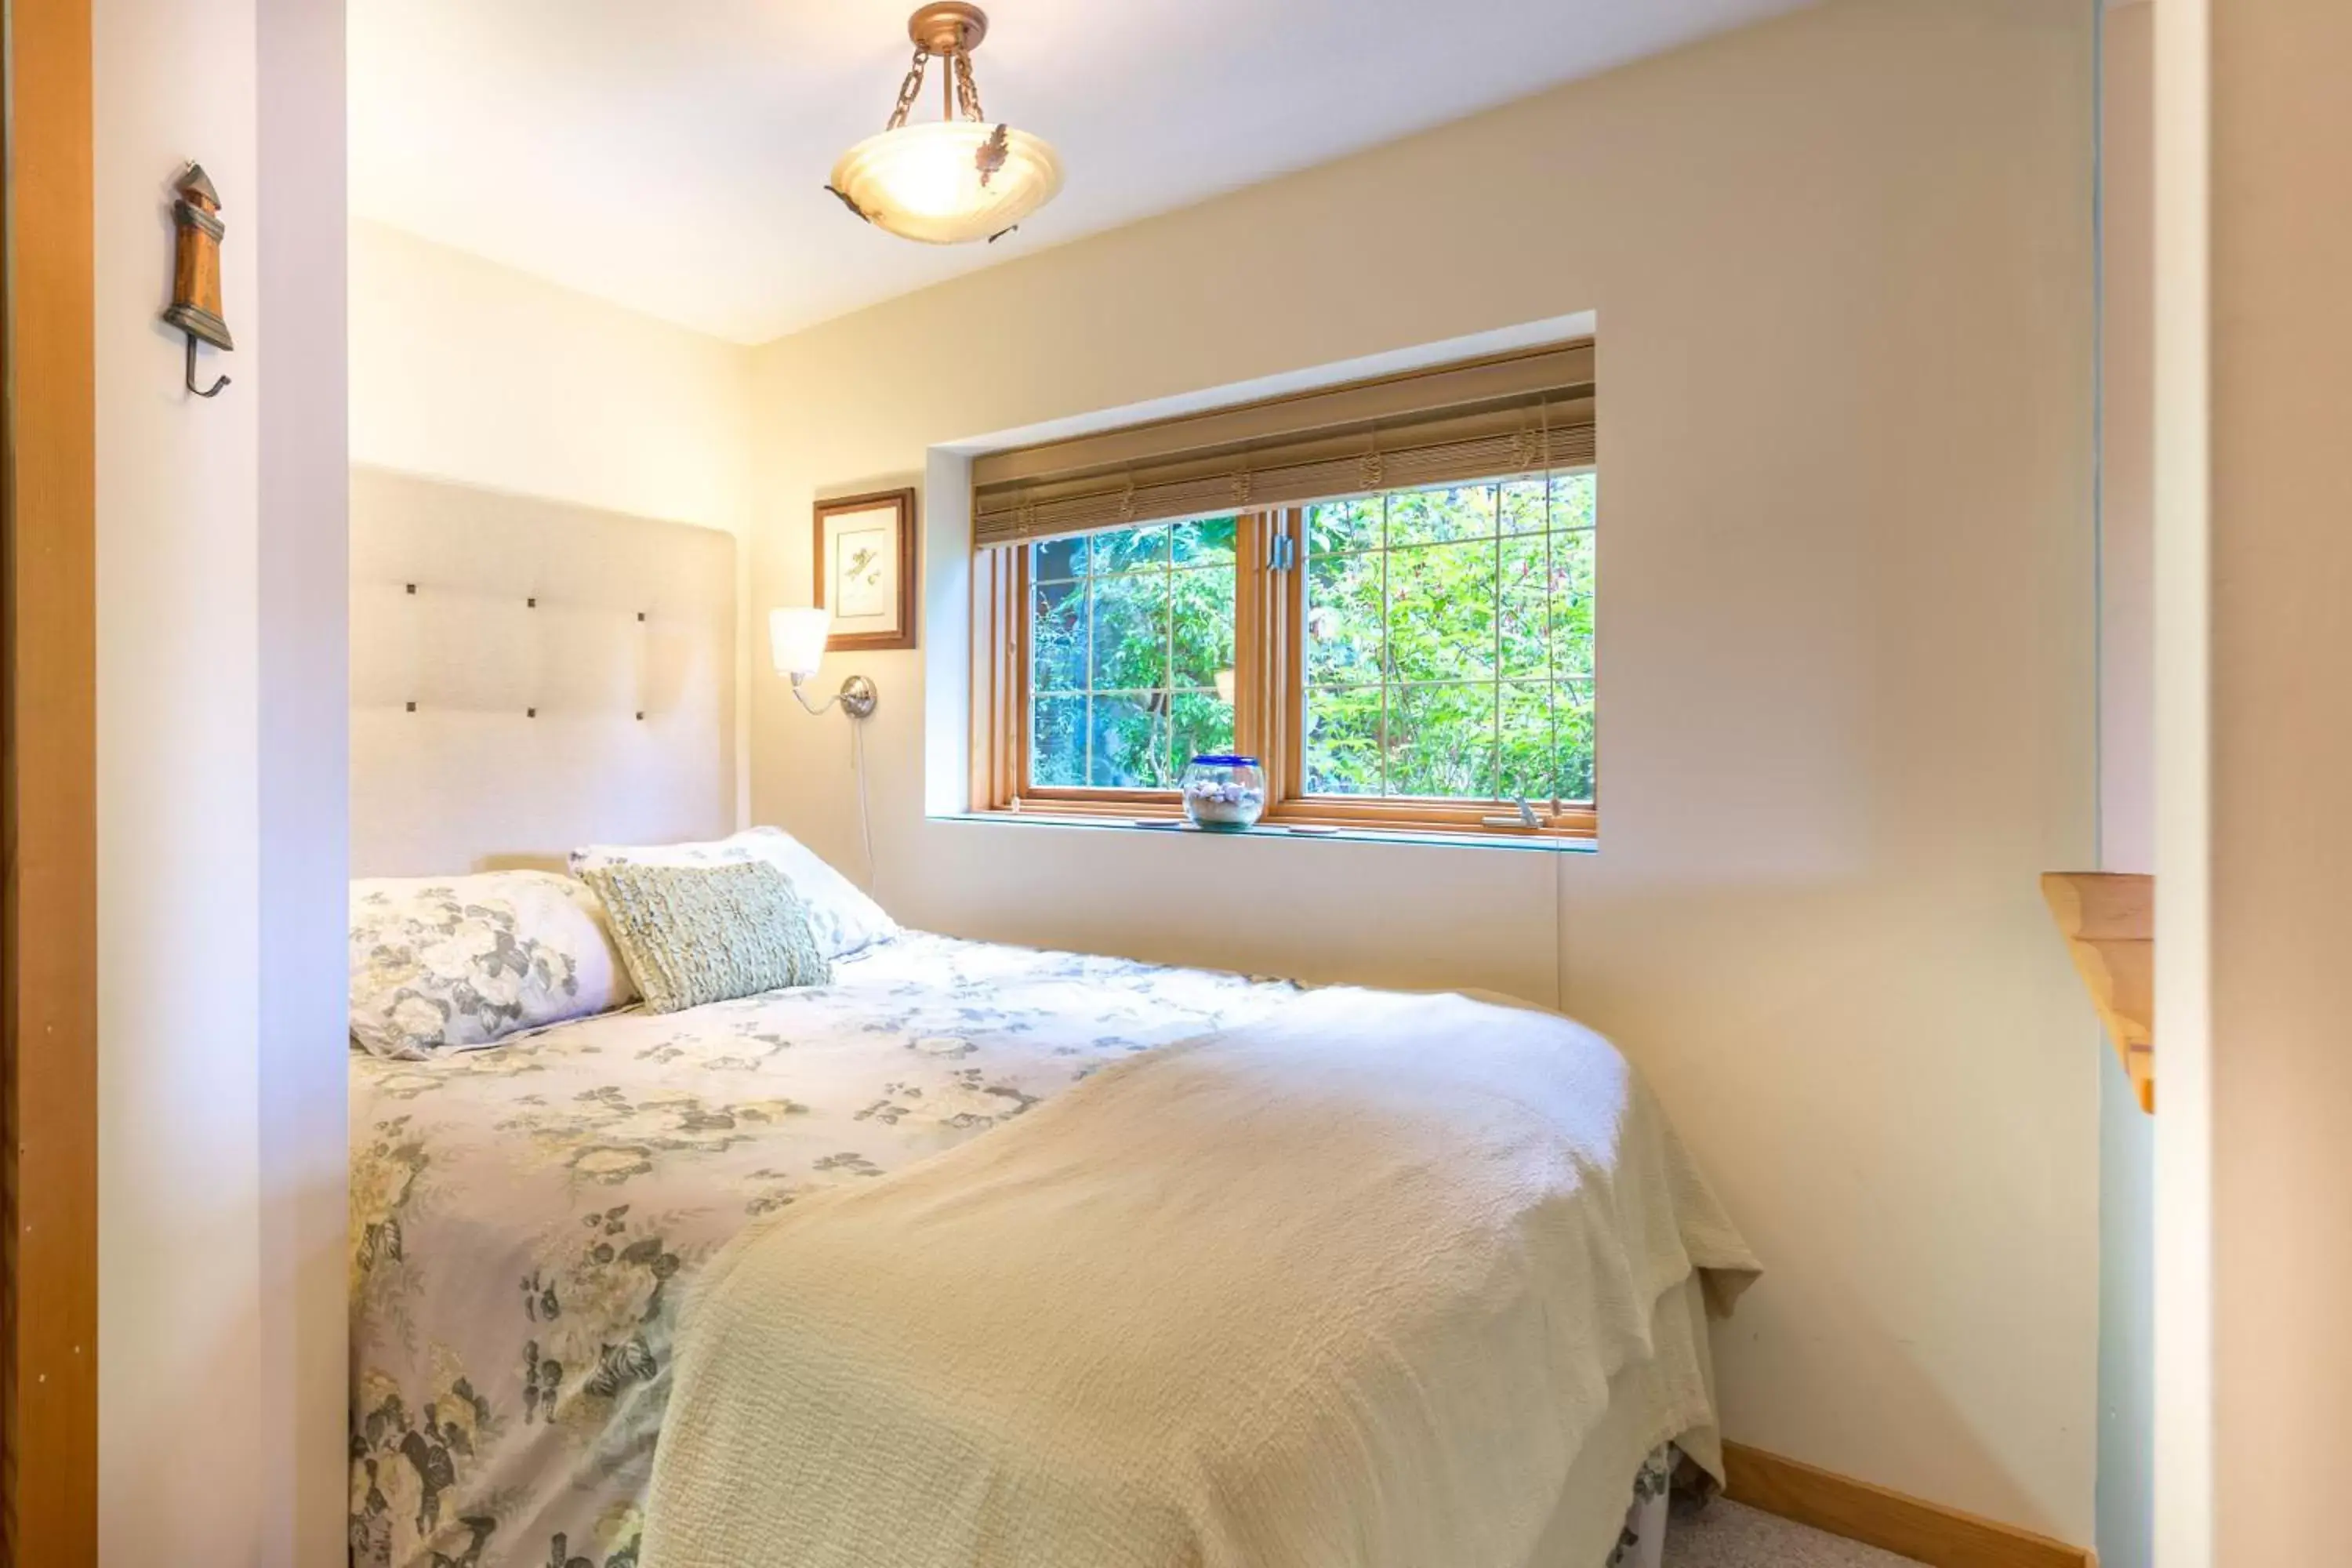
1663 1500 1926 1567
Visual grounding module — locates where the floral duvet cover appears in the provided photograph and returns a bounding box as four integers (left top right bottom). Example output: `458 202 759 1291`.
350 934 1294 1568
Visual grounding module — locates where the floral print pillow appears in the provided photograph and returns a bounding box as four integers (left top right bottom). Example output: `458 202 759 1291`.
570 826 898 960
350 871 638 1059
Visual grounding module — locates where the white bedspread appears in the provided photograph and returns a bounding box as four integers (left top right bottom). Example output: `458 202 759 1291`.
644 987 1759 1568
350 935 1297 1568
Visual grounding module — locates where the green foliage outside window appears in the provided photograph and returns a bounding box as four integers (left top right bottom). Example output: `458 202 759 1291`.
1030 517 1237 788
1305 474 1595 804
1026 472 1595 804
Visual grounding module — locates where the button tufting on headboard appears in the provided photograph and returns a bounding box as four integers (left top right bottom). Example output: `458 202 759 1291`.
350 467 737 877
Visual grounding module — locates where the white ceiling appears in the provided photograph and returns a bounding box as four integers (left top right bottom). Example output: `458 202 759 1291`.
350 0 1809 344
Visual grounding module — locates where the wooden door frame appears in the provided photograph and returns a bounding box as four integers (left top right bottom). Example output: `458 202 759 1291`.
2 0 101 1559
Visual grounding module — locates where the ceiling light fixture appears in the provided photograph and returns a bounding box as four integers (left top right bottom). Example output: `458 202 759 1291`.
826 3 1063 246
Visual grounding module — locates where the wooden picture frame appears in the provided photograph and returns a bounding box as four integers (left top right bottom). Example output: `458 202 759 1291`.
814 488 918 652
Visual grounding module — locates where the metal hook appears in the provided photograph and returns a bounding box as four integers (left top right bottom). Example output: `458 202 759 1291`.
184 335 229 398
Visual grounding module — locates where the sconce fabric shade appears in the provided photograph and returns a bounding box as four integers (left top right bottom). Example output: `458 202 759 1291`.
770 608 832 678
829 122 1064 245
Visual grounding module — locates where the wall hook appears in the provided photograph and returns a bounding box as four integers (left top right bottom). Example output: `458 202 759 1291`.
162 163 234 400
184 336 230 397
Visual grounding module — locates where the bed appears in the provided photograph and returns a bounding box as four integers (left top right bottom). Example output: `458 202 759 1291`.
346 484 1755 1568
350 919 1754 1568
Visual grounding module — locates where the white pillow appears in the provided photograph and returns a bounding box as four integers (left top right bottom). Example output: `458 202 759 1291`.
569 826 898 960
349 870 638 1059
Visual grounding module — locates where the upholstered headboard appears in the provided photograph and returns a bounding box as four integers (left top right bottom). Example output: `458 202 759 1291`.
350 467 737 877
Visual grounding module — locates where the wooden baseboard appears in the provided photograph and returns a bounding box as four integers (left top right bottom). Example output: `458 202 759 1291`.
1722 1443 2095 1568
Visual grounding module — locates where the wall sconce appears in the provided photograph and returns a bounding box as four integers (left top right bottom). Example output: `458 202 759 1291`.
771 608 877 719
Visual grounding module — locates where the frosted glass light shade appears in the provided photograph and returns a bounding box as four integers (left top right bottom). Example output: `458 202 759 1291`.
829 122 1064 245
769 608 832 678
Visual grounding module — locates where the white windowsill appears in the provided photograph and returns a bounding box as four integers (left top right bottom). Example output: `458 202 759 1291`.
930 811 1599 855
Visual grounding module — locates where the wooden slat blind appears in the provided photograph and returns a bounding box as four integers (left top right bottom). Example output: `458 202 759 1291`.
972 340 1596 546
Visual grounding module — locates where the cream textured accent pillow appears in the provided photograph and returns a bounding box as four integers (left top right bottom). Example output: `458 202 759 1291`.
570 826 898 960
583 860 832 1014
349 870 637 1060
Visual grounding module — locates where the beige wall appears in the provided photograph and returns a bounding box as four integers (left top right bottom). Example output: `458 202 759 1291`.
2205 0 2352 1559
350 220 756 536
92 0 347 1559
745 0 2100 1541
93 0 267 1557
349 220 761 820
2103 2 2156 881
257 0 351 1560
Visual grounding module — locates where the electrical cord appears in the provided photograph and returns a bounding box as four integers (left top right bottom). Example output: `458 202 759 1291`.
1553 836 1566 1014
852 717 878 894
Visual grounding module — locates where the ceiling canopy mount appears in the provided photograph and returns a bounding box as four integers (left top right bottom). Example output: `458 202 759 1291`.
907 2 986 55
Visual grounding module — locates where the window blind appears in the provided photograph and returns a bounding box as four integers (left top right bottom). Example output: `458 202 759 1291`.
971 340 1596 547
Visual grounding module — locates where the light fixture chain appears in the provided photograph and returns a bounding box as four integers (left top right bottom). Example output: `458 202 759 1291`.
885 46 932 129
951 48 986 122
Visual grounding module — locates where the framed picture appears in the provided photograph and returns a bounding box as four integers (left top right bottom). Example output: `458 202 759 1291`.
814 488 918 652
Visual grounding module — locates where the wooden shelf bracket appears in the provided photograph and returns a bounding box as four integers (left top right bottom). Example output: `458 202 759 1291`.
2040 871 2154 1112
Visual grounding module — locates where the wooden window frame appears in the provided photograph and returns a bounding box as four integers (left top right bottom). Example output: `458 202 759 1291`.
970 503 1599 844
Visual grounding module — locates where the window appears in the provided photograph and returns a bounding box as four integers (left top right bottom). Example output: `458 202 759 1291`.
1028 518 1239 788
968 343 1598 840
1300 475 1594 807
